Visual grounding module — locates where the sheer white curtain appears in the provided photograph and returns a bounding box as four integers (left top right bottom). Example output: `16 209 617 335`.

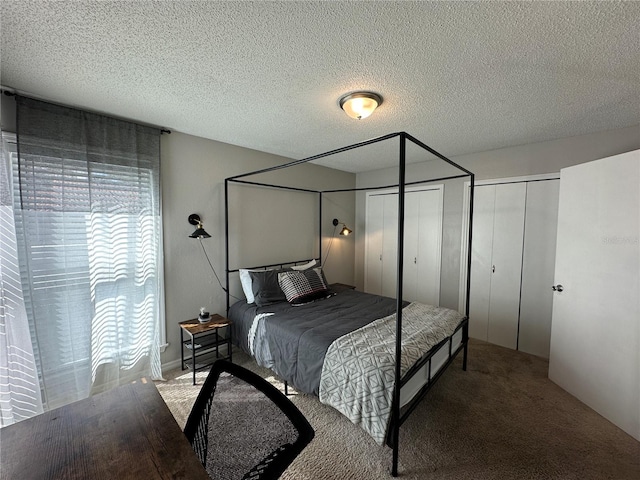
0 96 164 418
0 133 44 426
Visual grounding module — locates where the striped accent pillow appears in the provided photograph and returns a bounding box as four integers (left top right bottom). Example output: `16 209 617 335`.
278 268 329 304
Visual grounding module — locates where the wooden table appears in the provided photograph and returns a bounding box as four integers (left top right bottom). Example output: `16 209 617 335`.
0 379 210 480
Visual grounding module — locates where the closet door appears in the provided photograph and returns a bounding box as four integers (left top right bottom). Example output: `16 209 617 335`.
364 193 398 297
403 189 442 305
518 179 560 357
487 183 526 349
380 194 398 298
365 188 442 302
365 194 384 295
468 186 496 341
468 183 526 349
402 191 420 301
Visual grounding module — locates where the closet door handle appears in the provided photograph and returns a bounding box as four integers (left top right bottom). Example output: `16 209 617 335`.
414 257 417 264
492 265 495 273
552 284 564 292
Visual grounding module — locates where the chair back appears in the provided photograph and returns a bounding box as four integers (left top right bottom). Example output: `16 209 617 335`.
184 360 314 480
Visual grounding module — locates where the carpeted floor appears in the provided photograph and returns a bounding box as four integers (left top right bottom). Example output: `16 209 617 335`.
156 340 640 479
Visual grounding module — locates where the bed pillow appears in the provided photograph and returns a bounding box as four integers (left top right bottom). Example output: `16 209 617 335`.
278 267 329 305
239 269 258 303
249 268 292 306
291 259 317 271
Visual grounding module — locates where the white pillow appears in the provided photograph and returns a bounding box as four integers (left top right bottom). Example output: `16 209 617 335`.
239 269 257 303
291 259 317 271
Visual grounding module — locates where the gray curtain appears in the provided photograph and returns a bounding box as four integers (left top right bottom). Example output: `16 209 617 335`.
0 133 44 426
11 96 163 410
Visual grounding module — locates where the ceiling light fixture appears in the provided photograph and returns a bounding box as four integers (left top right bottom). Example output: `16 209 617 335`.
339 91 383 120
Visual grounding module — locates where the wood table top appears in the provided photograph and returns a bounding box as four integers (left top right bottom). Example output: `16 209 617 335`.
0 379 210 480
179 313 231 334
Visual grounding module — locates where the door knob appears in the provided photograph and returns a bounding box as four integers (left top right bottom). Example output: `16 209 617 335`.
552 284 564 292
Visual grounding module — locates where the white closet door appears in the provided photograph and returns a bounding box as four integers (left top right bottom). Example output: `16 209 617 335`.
402 192 420 301
487 183 526 349
412 189 442 305
365 188 442 302
518 179 560 358
468 185 496 341
381 194 398 297
365 194 384 295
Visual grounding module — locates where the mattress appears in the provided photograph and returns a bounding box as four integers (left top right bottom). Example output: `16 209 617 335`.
229 288 466 445
230 289 404 395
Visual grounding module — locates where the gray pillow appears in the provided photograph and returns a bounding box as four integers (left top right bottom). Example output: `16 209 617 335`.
249 268 292 306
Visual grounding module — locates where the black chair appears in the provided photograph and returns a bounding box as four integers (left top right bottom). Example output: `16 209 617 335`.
183 359 314 480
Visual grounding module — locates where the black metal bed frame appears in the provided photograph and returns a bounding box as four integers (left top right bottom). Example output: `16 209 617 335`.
224 132 475 477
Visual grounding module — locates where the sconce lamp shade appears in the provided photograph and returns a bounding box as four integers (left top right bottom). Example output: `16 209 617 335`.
339 225 353 236
339 92 383 120
188 213 211 239
332 218 352 236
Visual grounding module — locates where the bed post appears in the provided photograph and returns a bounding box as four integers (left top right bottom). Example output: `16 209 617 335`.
319 192 323 263
391 133 407 477
225 178 230 315
462 173 475 371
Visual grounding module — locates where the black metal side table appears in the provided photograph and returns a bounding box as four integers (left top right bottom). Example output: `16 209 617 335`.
179 314 232 385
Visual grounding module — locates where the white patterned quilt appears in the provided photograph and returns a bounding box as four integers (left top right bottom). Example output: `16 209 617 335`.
318 302 464 446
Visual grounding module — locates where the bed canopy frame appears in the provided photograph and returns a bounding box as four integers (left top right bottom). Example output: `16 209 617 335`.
224 131 474 476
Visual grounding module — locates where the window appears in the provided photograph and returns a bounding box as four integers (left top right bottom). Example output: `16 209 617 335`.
1 97 164 417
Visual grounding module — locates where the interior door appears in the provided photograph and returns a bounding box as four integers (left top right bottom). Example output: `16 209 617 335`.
468 183 526 347
486 183 526 349
468 185 496 341
549 150 640 441
412 188 442 305
365 188 442 302
365 194 384 295
402 191 420 301
518 179 560 358
381 194 398 297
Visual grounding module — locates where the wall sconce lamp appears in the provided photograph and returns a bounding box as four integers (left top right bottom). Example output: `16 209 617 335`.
339 91 383 120
188 213 211 239
333 218 352 236
187 213 230 297
324 218 353 265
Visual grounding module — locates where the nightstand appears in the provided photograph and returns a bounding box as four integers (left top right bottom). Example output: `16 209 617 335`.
179 314 232 385
329 282 356 293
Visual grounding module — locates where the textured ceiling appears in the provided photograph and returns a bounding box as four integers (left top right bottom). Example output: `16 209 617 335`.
1 1 639 173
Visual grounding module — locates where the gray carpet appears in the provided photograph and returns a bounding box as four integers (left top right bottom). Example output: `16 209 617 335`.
156 340 640 479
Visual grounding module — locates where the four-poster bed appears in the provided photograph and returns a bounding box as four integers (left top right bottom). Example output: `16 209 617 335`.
224 132 474 476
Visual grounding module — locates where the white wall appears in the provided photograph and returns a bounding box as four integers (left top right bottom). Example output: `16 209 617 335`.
354 125 640 310
160 132 355 367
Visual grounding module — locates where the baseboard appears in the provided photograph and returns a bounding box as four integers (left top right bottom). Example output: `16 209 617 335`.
162 358 182 373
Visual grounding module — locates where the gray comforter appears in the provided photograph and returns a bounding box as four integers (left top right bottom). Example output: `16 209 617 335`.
229 289 404 395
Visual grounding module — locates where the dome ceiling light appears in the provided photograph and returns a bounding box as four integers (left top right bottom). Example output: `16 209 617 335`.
339 91 383 120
